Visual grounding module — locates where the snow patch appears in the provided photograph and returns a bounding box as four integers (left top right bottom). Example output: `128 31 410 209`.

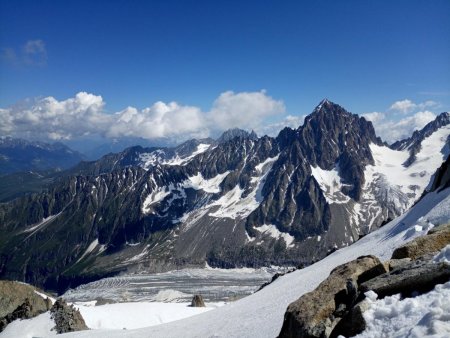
254 224 295 248
142 183 185 214
76 239 99 263
357 281 450 338
34 290 56 304
23 213 60 233
139 144 211 169
124 245 150 264
209 156 279 219
433 244 450 264
184 171 230 193
310 165 351 204
142 188 171 213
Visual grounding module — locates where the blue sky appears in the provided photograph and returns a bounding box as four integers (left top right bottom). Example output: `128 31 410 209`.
0 0 449 147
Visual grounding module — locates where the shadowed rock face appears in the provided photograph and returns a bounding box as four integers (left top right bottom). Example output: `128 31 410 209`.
0 101 447 293
430 155 450 192
51 298 88 333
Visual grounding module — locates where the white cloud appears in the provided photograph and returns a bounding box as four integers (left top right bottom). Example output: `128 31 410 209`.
0 92 108 140
1 39 47 67
389 99 437 114
389 99 416 114
209 90 285 131
364 110 436 143
362 112 385 123
0 90 285 142
256 114 305 137
107 102 208 140
366 98 441 143
22 39 47 66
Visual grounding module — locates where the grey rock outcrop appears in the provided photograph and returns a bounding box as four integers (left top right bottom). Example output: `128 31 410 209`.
50 298 88 333
0 280 52 332
190 295 206 307
360 260 450 298
278 255 387 338
95 297 116 306
391 223 450 260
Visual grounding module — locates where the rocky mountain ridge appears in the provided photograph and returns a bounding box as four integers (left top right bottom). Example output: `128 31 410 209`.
0 100 448 293
0 137 85 175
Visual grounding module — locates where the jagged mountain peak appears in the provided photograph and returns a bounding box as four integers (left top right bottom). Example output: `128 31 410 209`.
217 128 258 144
312 98 346 114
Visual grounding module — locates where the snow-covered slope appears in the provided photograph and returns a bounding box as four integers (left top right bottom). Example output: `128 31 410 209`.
347 124 450 235
63 186 450 338
139 143 212 169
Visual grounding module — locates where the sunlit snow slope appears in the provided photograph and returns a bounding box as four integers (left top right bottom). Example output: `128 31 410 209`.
65 187 450 338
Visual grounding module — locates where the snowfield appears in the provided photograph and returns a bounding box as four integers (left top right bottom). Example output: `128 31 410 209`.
56 186 448 338
0 302 220 338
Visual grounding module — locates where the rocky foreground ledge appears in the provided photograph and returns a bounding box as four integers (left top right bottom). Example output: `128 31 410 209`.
278 223 450 338
0 281 88 334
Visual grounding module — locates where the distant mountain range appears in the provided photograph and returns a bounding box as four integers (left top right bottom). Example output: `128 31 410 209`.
0 137 85 175
0 99 448 294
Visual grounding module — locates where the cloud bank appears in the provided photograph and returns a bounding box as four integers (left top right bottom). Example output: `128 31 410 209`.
0 91 285 142
1 93 442 146
364 99 440 143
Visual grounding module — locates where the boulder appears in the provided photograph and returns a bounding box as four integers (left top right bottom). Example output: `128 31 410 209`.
360 260 450 298
0 280 49 318
190 295 206 307
391 223 450 260
95 297 116 306
278 255 387 338
50 298 88 333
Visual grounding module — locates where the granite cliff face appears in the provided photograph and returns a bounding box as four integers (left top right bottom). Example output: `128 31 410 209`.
0 100 448 293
